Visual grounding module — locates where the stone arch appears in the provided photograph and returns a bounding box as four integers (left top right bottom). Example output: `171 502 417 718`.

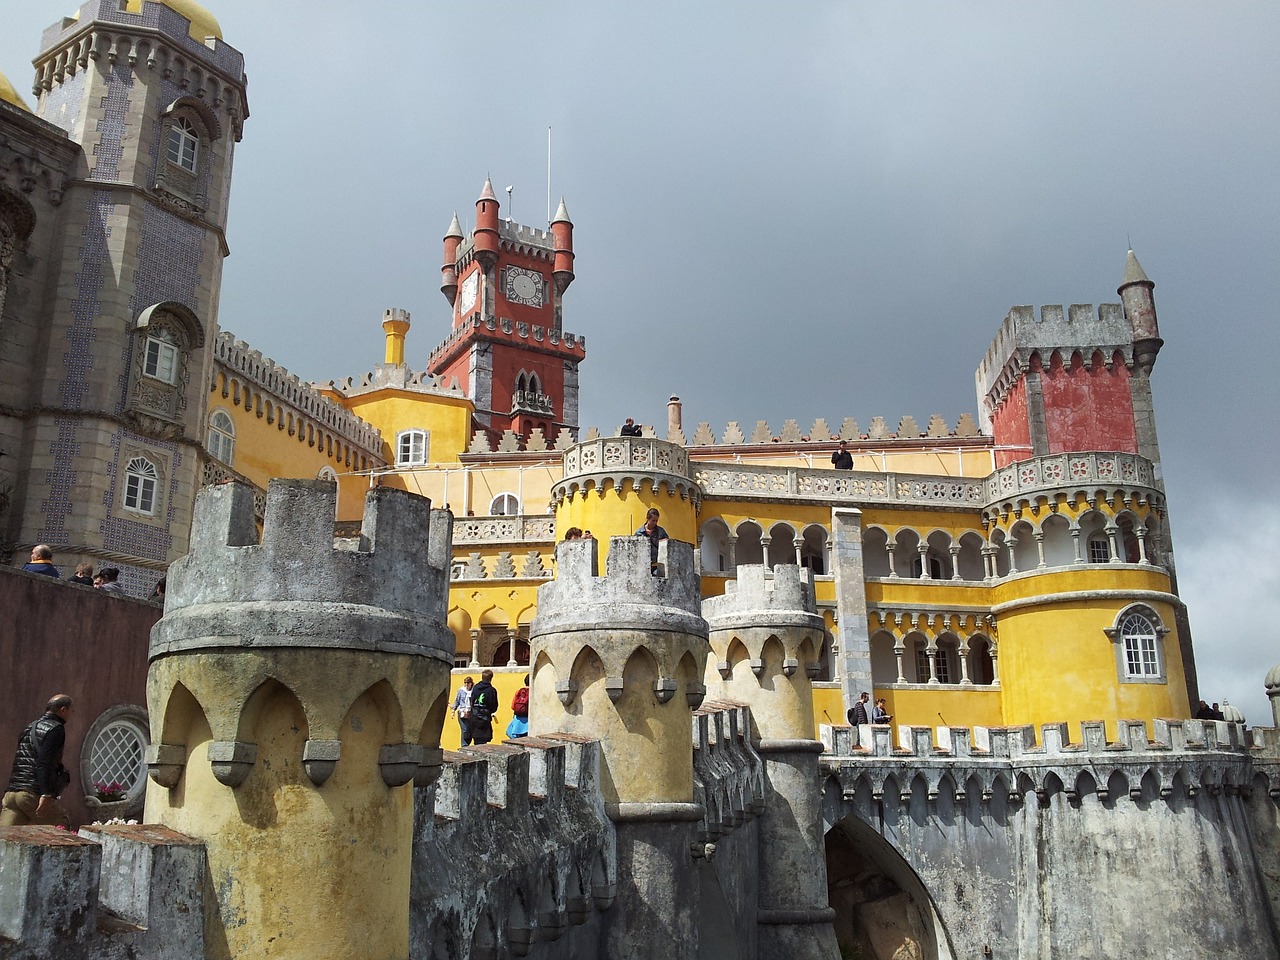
1040 512 1074 566
870 630 899 685
699 517 732 573
758 635 785 691
799 522 828 574
862 526 891 578
766 521 796 568
826 811 954 960
344 678 406 745
137 300 206 349
1009 519 1036 573
892 527 921 578
569 646 605 715
966 634 995 685
903 631 930 683
734 520 764 565
724 637 751 681
955 531 984 580
989 527 1010 578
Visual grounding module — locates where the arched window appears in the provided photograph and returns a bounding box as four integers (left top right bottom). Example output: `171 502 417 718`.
81 705 150 819
167 116 199 172
1120 612 1159 678
207 410 235 465
123 457 159 515
396 429 429 466
1105 605 1168 683
317 465 337 482
490 493 520 516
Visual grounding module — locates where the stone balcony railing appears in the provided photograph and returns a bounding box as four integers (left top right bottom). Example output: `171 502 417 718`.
692 463 985 509
451 515 556 545
200 456 266 519
554 437 700 506
984 452 1159 509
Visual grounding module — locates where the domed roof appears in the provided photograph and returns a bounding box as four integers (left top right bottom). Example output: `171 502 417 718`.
1266 663 1280 692
1219 700 1245 724
0 67 32 113
123 0 223 42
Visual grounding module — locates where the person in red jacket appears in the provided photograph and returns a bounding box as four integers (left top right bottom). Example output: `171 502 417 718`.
508 674 530 739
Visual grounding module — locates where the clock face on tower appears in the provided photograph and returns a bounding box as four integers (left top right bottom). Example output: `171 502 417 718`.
459 271 478 313
503 266 545 308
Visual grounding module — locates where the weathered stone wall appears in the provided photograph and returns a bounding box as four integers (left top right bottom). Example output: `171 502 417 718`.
821 719 1280 960
0 566 158 827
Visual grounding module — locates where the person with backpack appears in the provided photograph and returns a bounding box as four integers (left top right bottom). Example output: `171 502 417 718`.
467 670 498 745
507 674 530 739
0 694 74 827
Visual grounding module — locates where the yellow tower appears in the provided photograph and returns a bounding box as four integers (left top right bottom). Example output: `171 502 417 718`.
551 435 700 558
144 479 453 959
529 534 709 958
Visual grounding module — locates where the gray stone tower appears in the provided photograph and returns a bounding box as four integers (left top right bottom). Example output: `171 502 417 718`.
703 564 841 959
1 0 248 590
146 478 453 959
529 535 710 959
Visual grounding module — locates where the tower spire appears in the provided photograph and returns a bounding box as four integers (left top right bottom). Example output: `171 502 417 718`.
1118 248 1161 373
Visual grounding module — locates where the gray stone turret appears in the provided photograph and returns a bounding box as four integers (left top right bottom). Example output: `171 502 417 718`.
530 535 709 960
704 564 840 959
1119 248 1162 373
146 478 453 960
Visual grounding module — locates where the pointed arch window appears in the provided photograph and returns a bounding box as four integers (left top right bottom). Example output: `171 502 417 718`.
123 457 159 515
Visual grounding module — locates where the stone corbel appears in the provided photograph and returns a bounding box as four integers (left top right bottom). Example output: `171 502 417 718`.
782 657 799 677
805 661 820 679
208 740 257 787
379 744 424 787
592 881 617 912
748 659 764 677
145 742 187 788
653 678 678 704
716 660 731 680
565 896 592 925
302 738 341 786
415 747 444 788
685 683 706 711
605 677 625 703
555 678 579 706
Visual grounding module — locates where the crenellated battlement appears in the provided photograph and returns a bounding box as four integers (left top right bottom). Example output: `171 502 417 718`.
0 824 207 956
821 718 1280 803
703 564 821 630
152 479 454 660
534 536 704 637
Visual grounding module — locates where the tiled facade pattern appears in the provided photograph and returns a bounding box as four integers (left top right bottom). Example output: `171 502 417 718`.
38 70 85 138
90 64 133 181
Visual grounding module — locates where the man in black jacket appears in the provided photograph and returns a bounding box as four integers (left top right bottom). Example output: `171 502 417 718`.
0 694 73 827
467 671 498 745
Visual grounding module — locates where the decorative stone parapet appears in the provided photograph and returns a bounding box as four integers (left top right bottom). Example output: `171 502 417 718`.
820 717 1276 802
553 437 699 506
984 451 1160 510
694 462 984 508
452 514 556 545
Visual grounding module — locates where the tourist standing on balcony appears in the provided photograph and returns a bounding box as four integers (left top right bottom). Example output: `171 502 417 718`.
635 508 669 575
620 418 642 437
831 441 853 470
468 670 498 745
20 545 59 578
847 691 870 726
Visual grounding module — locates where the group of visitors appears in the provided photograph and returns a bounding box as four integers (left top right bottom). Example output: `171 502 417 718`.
1194 700 1229 721
846 691 891 726
450 671 531 746
562 527 594 542
18 545 137 596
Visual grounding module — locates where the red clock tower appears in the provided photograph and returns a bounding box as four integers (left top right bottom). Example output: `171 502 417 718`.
428 179 585 445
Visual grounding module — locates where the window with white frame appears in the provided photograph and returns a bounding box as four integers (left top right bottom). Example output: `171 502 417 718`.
1106 605 1167 683
80 705 150 816
317 466 337 481
1120 612 1160 678
207 410 235 465
143 335 180 385
1087 536 1111 564
396 429 428 466
490 493 520 516
123 457 159 515
167 117 198 172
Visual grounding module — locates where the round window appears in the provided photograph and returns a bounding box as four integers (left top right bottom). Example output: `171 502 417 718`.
80 705 150 811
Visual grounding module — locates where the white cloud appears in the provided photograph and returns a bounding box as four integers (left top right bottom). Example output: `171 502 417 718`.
1175 498 1280 727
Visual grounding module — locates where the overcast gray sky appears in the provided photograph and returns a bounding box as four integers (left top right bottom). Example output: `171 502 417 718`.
4 2 1277 723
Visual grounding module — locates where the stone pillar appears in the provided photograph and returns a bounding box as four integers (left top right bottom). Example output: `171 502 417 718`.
530 535 709 960
146 480 453 960
831 508 871 712
703 564 840 959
